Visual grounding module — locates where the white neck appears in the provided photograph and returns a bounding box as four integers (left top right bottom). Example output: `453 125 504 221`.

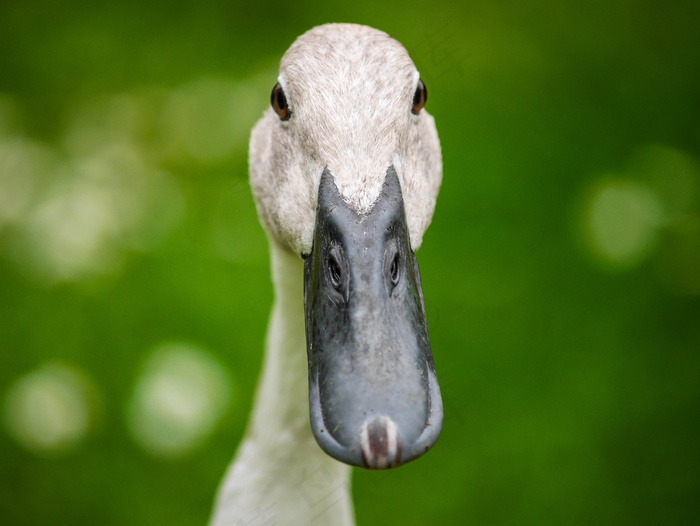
210 242 354 526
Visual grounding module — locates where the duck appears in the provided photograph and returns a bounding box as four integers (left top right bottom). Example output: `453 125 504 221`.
210 23 443 526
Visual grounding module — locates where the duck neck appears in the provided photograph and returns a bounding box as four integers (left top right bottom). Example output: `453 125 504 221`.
252 241 322 437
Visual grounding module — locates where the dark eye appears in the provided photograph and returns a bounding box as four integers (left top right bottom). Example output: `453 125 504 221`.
412 79 427 114
271 83 290 120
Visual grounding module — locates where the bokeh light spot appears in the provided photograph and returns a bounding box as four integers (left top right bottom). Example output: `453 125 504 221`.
0 137 53 228
3 363 99 455
578 176 663 270
127 342 234 458
7 143 183 284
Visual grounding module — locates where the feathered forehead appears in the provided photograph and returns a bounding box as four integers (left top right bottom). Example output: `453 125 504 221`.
271 24 424 221
281 24 414 69
279 24 417 110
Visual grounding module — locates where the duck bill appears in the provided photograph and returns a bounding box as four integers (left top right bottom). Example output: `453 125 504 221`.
304 166 442 469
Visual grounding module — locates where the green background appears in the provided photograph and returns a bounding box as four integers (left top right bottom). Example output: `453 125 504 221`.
1 1 699 524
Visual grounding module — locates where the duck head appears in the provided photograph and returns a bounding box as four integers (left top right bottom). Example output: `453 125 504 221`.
249 23 443 469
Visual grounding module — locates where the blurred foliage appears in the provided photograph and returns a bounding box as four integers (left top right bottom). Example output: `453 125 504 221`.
1 0 699 525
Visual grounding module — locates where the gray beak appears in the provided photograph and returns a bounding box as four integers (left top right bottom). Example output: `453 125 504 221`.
304 166 442 469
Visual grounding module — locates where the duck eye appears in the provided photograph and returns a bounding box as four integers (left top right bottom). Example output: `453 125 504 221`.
271 83 290 121
412 79 427 115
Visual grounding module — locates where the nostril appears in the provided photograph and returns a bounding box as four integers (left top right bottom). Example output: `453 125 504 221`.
328 254 342 288
360 416 401 469
389 252 400 286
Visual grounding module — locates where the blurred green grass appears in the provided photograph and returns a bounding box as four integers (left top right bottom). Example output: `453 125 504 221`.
1 1 699 525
